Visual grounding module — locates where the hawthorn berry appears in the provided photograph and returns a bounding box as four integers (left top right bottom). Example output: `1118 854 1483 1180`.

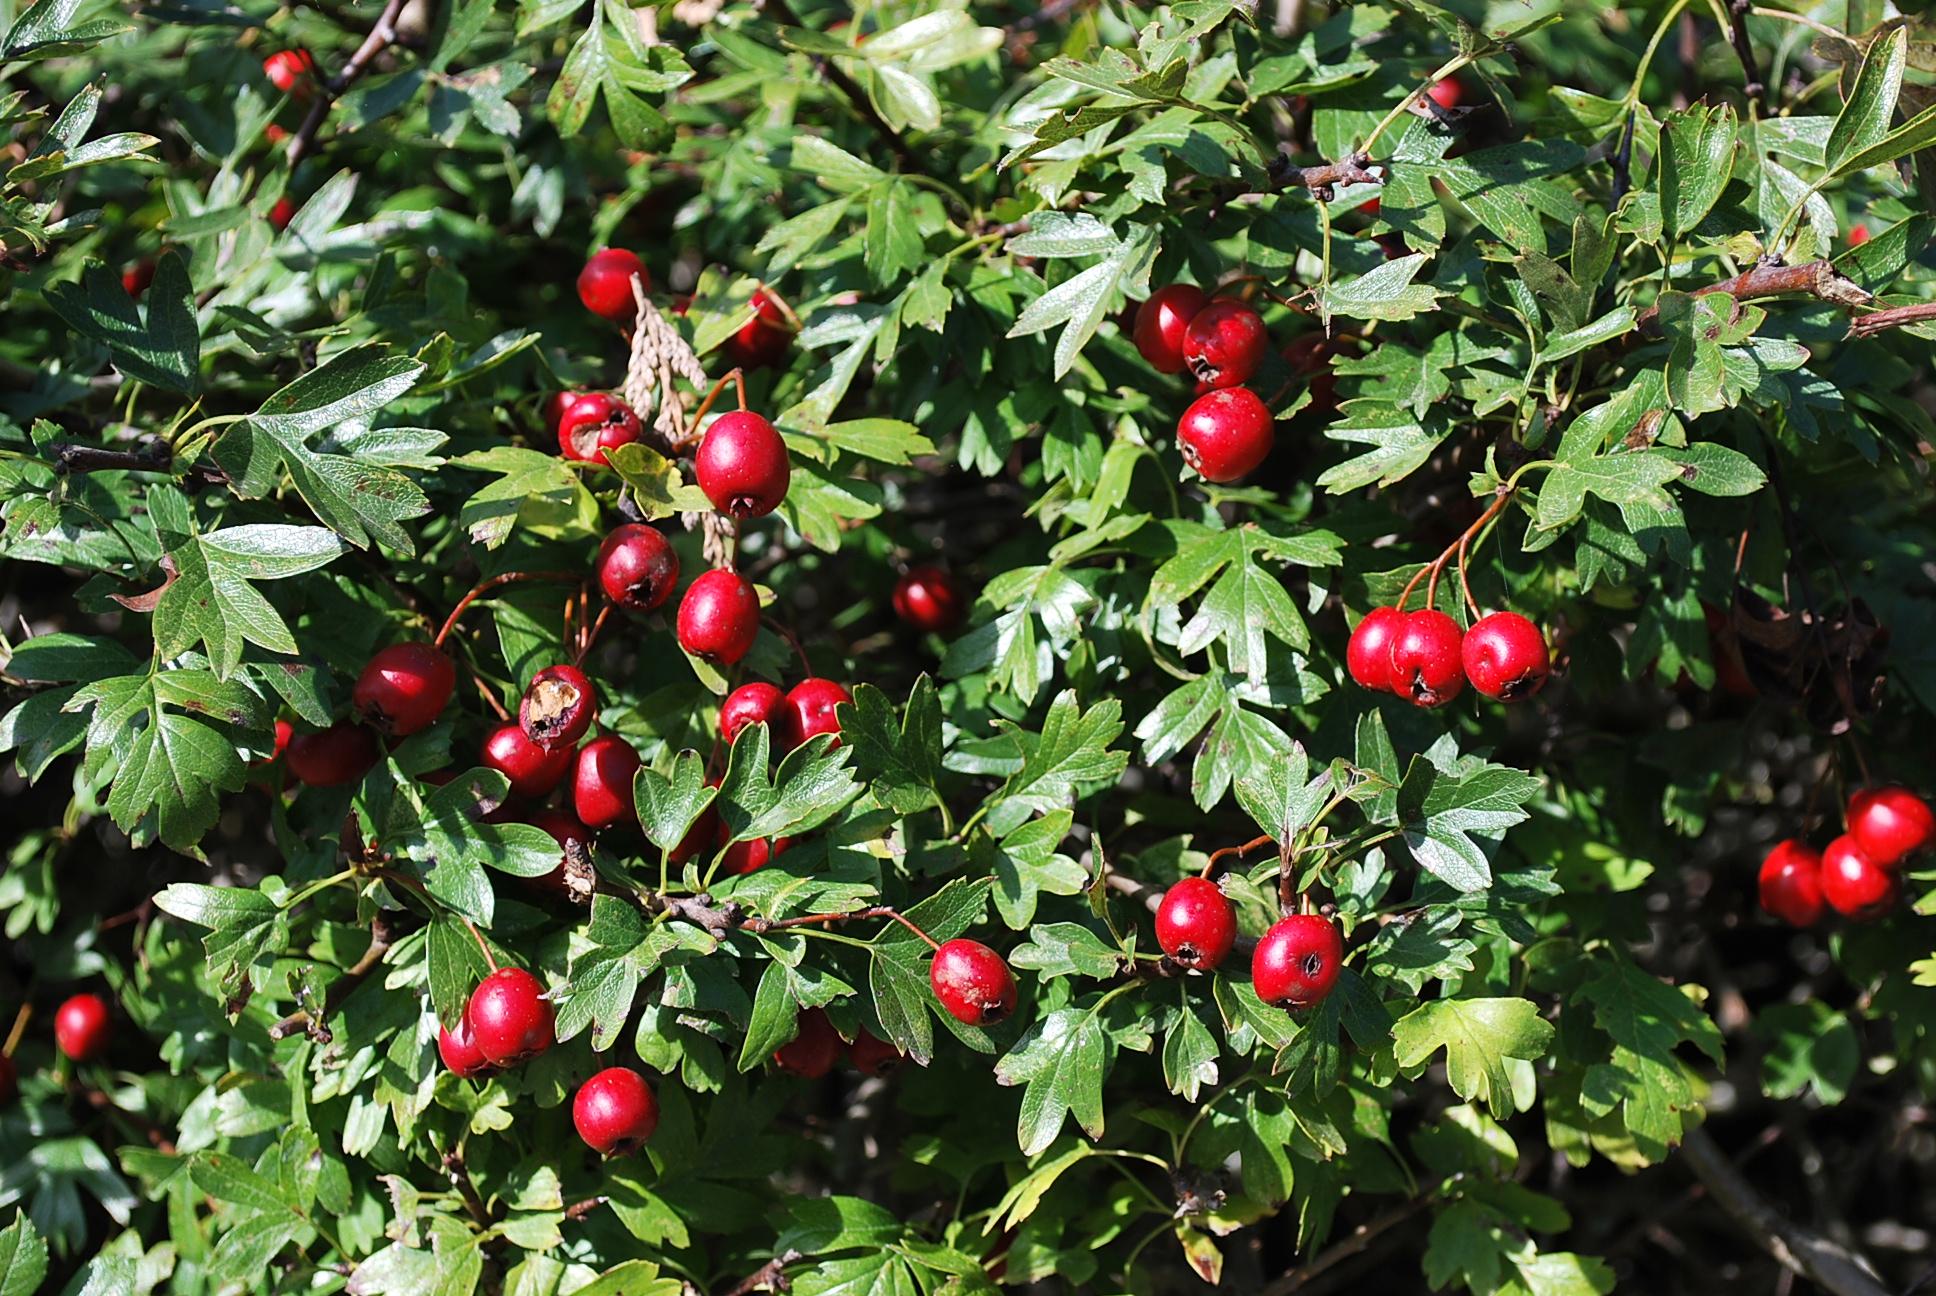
263 49 316 94
677 569 762 665
467 968 555 1066
438 1009 497 1078
270 719 292 761
774 1008 843 1078
847 1027 905 1075
893 566 967 634
1252 915 1343 1009
1132 283 1209 374
1850 224 1872 247
1821 835 1898 922
695 411 791 519
1847 786 1935 868
1346 606 1407 693
577 248 649 322
122 260 156 297
1461 612 1550 702
780 678 851 751
717 821 790 875
573 735 641 831
285 721 379 788
720 682 785 745
525 809 593 898
269 196 297 231
557 392 643 465
597 524 680 611
929 939 1017 1026
1426 76 1463 109
1390 610 1466 708
1758 839 1825 928
1177 387 1274 483
481 721 574 798
723 288 794 370
521 664 597 752
670 800 720 865
1181 299 1268 389
1154 876 1237 971
573 1067 660 1156
55 992 113 1060
352 642 455 736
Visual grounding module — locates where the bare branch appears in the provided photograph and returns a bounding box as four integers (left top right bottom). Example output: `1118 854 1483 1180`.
1726 0 1767 107
1848 300 1936 338
1258 1195 1432 1295
52 443 172 475
721 1250 804 1296
284 0 409 174
1264 151 1379 202
1635 259 1873 333
269 912 401 1042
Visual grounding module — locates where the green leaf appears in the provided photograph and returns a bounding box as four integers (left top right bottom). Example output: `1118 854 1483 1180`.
41 251 198 392
716 723 863 843
993 690 1129 830
452 445 597 550
841 677 942 815
1826 26 1906 175
1006 222 1158 378
1317 405 1447 493
3 0 132 58
1392 998 1554 1116
1317 254 1445 326
1396 754 1542 892
777 1196 903 1255
1659 104 1736 242
1008 922 1124 980
994 1004 1114 1155
634 749 716 853
0 1214 48 1296
68 673 251 852
792 1251 922 1296
1162 984 1221 1102
1752 1000 1857 1105
986 811 1086 929
153 883 289 1004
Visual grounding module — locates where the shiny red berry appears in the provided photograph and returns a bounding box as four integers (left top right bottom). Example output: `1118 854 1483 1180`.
438 1008 498 1078
285 721 379 787
467 968 555 1066
597 524 680 611
1821 835 1898 922
481 721 574 799
270 718 292 761
1426 76 1463 109
1758 839 1825 928
720 682 785 746
55 992 113 1060
723 288 794 370
677 569 762 665
1181 299 1268 389
1849 223 1871 247
573 1066 659 1155
930 939 1016 1026
524 809 592 899
122 260 156 297
717 820 790 875
353 642 455 736
263 49 316 94
557 392 643 465
578 248 650 322
1461 612 1549 702
542 391 579 441
1847 787 1936 869
1133 283 1209 374
520 664 596 752
847 1027 905 1075
269 196 297 231
1154 876 1237 970
1252 915 1343 1009
1346 607 1406 693
893 566 967 634
696 411 791 518
573 735 641 831
1390 610 1466 708
780 678 850 751
774 1007 843 1078
1177 387 1274 483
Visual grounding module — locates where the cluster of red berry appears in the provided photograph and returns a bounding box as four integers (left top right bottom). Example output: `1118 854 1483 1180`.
1759 786 1935 926
1154 877 1344 1008
1131 286 1276 483
1347 606 1550 708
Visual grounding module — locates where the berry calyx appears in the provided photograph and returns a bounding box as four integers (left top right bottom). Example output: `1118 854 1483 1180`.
573 735 641 831
929 939 1017 1026
525 810 593 899
723 288 795 370
597 524 680 611
1847 786 1935 869
677 569 762 665
720 682 785 746
352 642 456 736
573 1067 660 1156
285 721 379 788
1821 835 1899 922
557 392 643 465
481 721 574 799
695 411 792 519
521 664 596 752
1154 876 1237 971
1390 609 1466 708
55 992 113 1060
467 968 555 1066
578 248 649 322
1181 299 1268 389
438 1009 498 1078
774 1007 842 1078
1461 612 1550 702
1177 387 1274 483
847 1027 905 1075
1252 915 1343 1009
1758 839 1825 928
263 49 316 94
893 566 967 634
269 196 297 231
780 678 851 751
1346 606 1407 693
123 261 156 297
1133 284 1210 374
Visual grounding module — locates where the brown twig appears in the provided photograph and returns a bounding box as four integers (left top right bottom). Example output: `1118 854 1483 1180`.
1848 300 1936 338
284 0 409 173
434 570 580 648
1262 151 1379 202
757 0 918 171
269 911 400 1042
721 1250 804 1296
2 1001 31 1058
443 1145 495 1229
1636 259 1873 333
1257 1195 1433 1294
51 444 172 475
1726 0 1767 106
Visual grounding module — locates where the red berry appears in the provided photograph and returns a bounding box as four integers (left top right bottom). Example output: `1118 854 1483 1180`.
269 196 297 231
0 1055 15 1105
270 718 292 761
670 800 720 865
1847 787 1936 869
717 819 790 875
285 721 379 787
1154 876 1237 971
467 968 555 1066
847 1027 905 1075
557 392 643 465
774 1007 842 1078
695 411 791 519
1461 612 1550 702
597 524 680 611
1390 610 1466 708
722 288 794 370
677 569 762 665
542 391 579 440
573 1066 660 1155
1426 76 1462 109
263 49 316 94
1821 835 1899 922
929 939 1016 1026
1252 915 1343 1008
122 260 156 297
578 248 650 322
520 664 596 752
438 1008 498 1078
1849 223 1871 247
573 735 641 831
265 124 289 144
480 721 574 799
525 809 593 898
54 993 112 1061
780 678 850 751
893 566 967 634
353 642 455 736
1177 387 1274 483
1180 299 1268 389
1346 607 1406 693
1133 284 1210 374
720 682 785 746
1758 840 1825 928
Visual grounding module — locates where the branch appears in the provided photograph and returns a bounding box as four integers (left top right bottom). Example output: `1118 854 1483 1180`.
1263 151 1379 202
1258 1195 1432 1295
284 0 409 173
442 1145 494 1229
1725 0 1767 107
1678 1126 1890 1296
51 443 172 475
757 0 918 172
269 912 400 1042
1847 300 1936 338
721 1250 804 1296
1635 259 1873 333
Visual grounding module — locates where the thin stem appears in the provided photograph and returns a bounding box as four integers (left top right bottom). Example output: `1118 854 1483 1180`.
577 603 613 667
2 1000 31 1057
687 368 746 430
1625 0 1695 110
1456 531 1480 619
1205 835 1276 878
461 918 499 972
435 571 579 648
764 617 813 674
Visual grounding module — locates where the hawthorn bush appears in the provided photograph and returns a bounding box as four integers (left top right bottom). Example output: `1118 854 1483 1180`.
5 0 1936 1292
